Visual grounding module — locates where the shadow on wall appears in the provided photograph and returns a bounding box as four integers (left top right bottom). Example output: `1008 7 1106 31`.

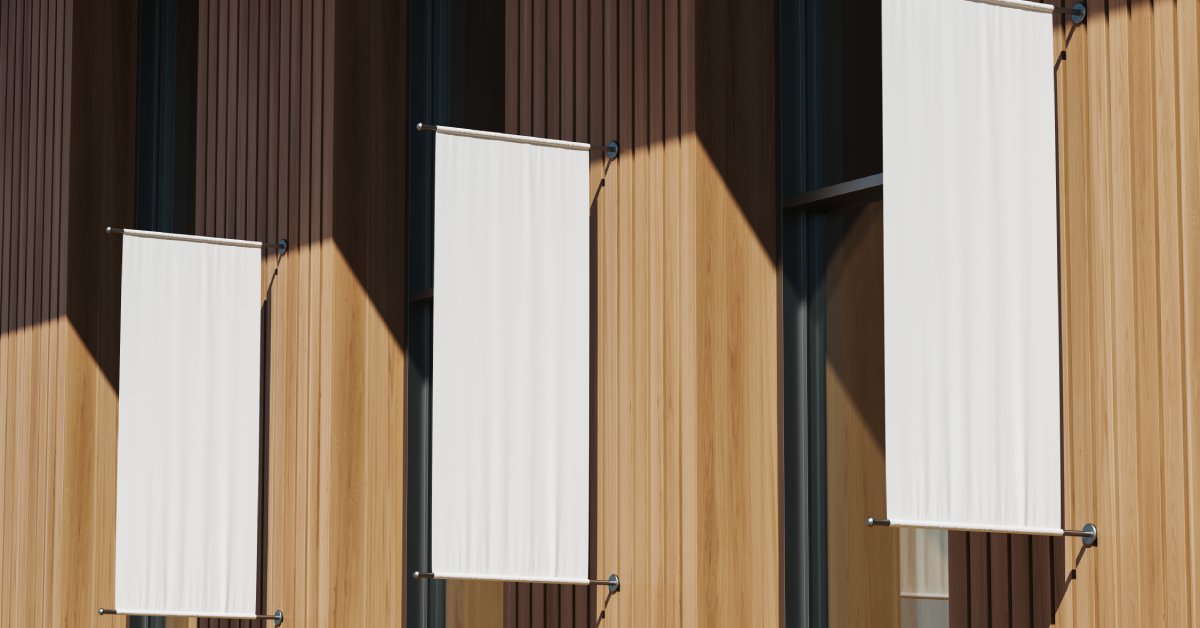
0 0 410 395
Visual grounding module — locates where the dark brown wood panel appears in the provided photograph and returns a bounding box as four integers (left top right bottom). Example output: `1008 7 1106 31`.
949 532 1063 628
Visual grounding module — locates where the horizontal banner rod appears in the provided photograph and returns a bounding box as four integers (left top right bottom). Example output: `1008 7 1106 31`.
966 0 1054 14
865 517 1098 547
411 571 621 593
1063 523 1099 546
966 0 1086 21
106 227 288 253
99 608 284 626
415 123 591 152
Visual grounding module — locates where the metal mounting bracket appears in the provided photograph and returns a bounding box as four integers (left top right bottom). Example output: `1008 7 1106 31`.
605 140 619 161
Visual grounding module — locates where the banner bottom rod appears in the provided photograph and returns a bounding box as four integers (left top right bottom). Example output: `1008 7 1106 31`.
98 608 284 626
864 517 1098 547
412 571 621 593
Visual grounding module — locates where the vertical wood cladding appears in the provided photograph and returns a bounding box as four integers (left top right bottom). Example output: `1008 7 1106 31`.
0 0 138 626
953 1 1200 626
0 1 75 626
191 0 407 626
494 0 779 626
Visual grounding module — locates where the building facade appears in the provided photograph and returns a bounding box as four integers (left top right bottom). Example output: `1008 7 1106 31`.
0 0 1196 626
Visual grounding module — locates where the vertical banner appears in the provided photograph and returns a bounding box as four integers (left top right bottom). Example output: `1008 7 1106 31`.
431 127 591 584
882 0 1063 534
115 232 263 617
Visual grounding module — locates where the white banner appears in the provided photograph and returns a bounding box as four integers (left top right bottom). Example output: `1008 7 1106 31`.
882 0 1063 534
115 231 263 617
431 127 591 584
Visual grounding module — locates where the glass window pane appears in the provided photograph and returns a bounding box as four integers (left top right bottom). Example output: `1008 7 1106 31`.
780 0 881 198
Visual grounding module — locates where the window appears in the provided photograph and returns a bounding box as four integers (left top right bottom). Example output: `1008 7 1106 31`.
129 1 197 625
134 0 196 235
406 0 506 625
781 0 948 625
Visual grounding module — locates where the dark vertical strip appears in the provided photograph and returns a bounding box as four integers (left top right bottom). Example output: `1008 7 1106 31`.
519 0 531 134
255 0 268 241
532 583 545 627
1051 536 1065 624
33 0 46 333
516 582 530 626
546 0 560 138
33 0 46 334
1 0 11 354
505 0 518 133
266 0 278 259
241 0 256 240
574 583 587 627
969 533 991 627
546 581 560 626
406 0 437 624
950 531 971 628
18 0 30 333
560 0 573 139
532 0 545 137
574 0 588 144
204 0 218 234
559 584 573 626
213 0 228 235
1031 535 1052 627
175 0 197 233
1009 534 1032 628
991 534 1011 627
504 583 518 628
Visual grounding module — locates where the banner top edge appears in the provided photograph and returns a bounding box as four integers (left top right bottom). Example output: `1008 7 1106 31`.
417 123 592 152
111 228 266 249
964 0 1056 14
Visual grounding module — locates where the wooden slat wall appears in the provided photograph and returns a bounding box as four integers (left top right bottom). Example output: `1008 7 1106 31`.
4 0 408 625
823 202 900 628
0 0 74 626
191 0 407 626
493 0 779 626
949 532 1064 628
953 0 1200 626
0 0 139 625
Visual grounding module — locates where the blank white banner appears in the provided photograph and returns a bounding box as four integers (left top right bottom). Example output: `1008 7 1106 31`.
431 127 591 584
115 231 263 617
882 0 1062 534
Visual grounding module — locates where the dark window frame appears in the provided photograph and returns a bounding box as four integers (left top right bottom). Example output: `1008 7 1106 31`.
780 0 882 624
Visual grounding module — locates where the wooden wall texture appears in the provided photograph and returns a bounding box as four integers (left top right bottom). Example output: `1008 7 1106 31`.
0 0 138 626
492 0 780 626
191 0 408 626
0 0 408 626
0 0 78 625
954 0 1200 626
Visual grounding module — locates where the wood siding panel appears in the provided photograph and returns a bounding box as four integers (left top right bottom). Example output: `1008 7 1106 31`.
0 0 406 625
955 1 1200 626
0 0 137 625
498 0 778 626
192 0 407 626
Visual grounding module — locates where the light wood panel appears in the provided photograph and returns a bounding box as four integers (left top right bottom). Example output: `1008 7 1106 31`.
1 0 408 625
498 0 779 626
192 0 407 626
1056 0 1200 625
0 0 72 623
956 0 1200 625
0 0 137 626
823 202 900 628
446 580 504 628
